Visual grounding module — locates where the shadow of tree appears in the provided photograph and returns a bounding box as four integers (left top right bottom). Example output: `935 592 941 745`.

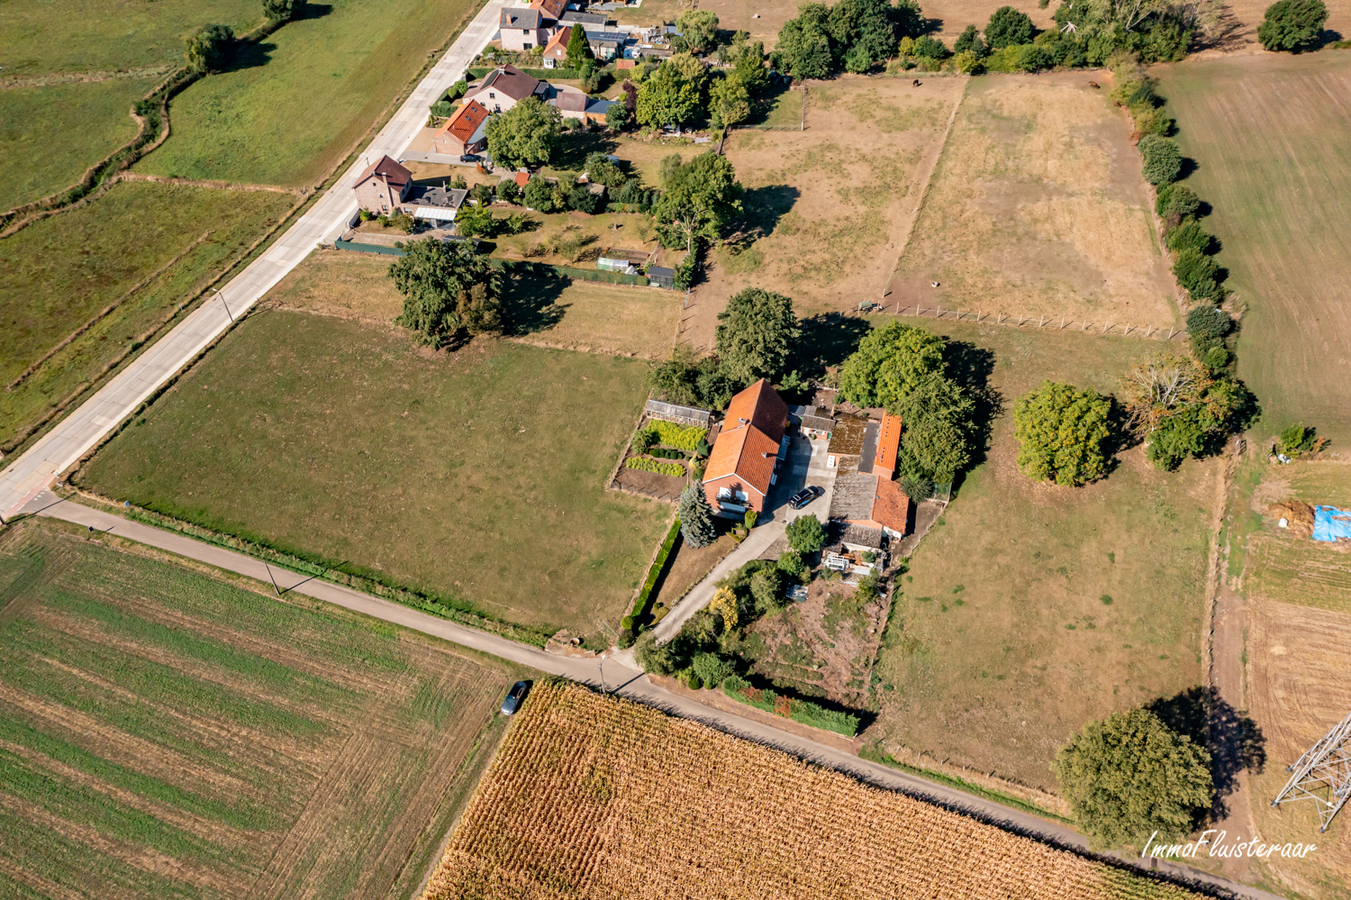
1148 685 1267 822
944 340 1001 480
501 270 568 336
223 40 275 72
551 133 620 173
789 312 871 379
733 184 800 243
292 1 334 21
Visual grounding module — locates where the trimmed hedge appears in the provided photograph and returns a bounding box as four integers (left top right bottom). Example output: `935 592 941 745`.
649 447 686 460
626 457 686 477
632 517 681 620
722 675 860 736
468 64 582 80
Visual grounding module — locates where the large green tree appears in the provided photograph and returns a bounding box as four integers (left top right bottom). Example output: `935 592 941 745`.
678 484 718 548
636 53 706 127
651 151 742 252
724 36 769 94
1138 134 1182 186
786 514 827 554
837 322 947 410
677 9 721 54
714 288 799 386
709 72 751 129
775 17 834 79
389 239 502 347
1054 707 1213 849
1120 353 1244 470
184 24 234 73
984 5 1036 48
565 25 594 69
1014 382 1113 486
1257 0 1328 51
262 0 293 23
485 98 562 171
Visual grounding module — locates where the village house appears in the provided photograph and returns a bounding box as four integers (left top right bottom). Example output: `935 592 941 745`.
499 8 549 51
352 155 412 214
541 25 572 68
462 65 549 113
702 380 791 517
825 411 911 540
545 84 614 123
431 100 491 157
530 0 566 22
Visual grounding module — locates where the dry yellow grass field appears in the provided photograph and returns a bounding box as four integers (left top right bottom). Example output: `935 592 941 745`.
689 75 964 349
263 249 679 359
894 72 1180 330
1243 598 1351 898
420 681 1206 900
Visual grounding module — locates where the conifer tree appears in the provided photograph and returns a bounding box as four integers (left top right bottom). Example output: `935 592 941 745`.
678 484 717 548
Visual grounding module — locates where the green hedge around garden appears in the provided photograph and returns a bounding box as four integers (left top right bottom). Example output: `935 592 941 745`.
722 675 860 736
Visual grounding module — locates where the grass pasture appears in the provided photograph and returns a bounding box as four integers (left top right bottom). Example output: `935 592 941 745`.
420 680 1203 900
1157 53 1351 447
697 75 964 348
0 180 296 450
869 317 1214 791
0 520 524 900
0 76 156 211
0 0 261 76
894 72 1179 331
139 0 480 186
79 304 669 636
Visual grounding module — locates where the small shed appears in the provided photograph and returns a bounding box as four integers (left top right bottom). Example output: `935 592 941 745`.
647 265 675 288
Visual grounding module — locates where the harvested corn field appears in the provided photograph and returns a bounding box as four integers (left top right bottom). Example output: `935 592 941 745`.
421 681 1203 900
0 521 520 900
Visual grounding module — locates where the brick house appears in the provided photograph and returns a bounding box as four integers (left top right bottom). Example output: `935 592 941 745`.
462 64 548 114
352 155 412 213
531 0 566 22
431 100 491 156
541 25 571 68
702 380 791 516
499 7 549 51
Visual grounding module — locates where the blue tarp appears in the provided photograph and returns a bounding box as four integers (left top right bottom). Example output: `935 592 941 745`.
1312 506 1351 542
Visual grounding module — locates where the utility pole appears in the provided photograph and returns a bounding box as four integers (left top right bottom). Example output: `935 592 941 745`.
213 287 234 323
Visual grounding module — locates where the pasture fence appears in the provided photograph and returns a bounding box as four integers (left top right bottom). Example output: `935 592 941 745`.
881 303 1184 341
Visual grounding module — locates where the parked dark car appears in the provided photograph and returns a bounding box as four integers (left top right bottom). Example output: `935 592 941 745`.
788 486 821 510
500 680 529 715
460 153 482 164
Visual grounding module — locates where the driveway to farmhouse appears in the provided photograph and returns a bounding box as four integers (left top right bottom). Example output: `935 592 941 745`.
0 0 510 518
650 432 836 644
15 490 1281 900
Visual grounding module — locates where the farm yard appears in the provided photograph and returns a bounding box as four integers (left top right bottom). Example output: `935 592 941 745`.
0 180 297 452
419 680 1205 900
865 317 1215 791
892 72 1179 332
1157 53 1351 447
692 75 964 348
137 0 480 186
0 519 527 900
77 299 670 639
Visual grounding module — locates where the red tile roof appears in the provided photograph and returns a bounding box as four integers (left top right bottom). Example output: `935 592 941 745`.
703 380 790 498
543 25 572 59
870 477 910 535
435 100 490 144
873 411 902 476
532 0 566 19
356 154 411 189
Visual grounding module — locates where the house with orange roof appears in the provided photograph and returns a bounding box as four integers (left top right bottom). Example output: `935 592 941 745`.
871 411 902 480
531 0 566 23
702 380 790 516
431 100 491 157
542 25 572 68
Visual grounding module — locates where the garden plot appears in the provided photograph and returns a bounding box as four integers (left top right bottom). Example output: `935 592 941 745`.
893 72 1179 331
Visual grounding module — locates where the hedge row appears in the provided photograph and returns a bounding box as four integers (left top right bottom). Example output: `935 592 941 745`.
625 457 686 477
467 64 582 81
722 675 860 736
645 420 707 452
625 517 681 627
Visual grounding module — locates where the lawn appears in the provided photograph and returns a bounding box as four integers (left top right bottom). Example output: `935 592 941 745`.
894 71 1179 332
262 248 680 359
419 680 1204 900
693 74 964 349
0 519 527 900
78 309 669 637
0 180 296 451
867 318 1215 791
0 0 262 76
0 76 156 211
138 0 481 186
1157 53 1351 447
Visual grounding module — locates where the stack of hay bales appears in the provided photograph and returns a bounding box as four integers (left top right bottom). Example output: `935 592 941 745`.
1269 500 1315 538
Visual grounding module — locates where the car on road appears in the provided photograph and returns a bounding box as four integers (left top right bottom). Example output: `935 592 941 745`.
500 680 529 715
788 486 822 510
460 153 482 164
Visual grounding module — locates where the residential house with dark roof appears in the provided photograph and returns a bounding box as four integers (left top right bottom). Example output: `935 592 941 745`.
560 10 608 26
353 155 412 213
499 8 549 51
463 65 549 113
545 84 614 124
431 100 491 156
403 184 469 223
702 380 791 516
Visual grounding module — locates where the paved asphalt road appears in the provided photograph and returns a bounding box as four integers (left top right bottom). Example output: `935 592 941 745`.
0 0 509 519
19 493 1283 900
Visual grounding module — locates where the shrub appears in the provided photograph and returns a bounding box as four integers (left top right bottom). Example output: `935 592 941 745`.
1186 304 1232 359
1202 345 1232 371
952 50 984 74
634 427 658 454
986 5 1035 48
692 652 734 689
1138 135 1182 185
722 675 860 736
1279 423 1317 454
1158 184 1200 218
743 509 758 530
954 24 986 56
621 615 635 630
777 550 808 582
626 457 687 477
1164 219 1212 255
1173 249 1222 301
685 671 704 690
912 35 951 60
786 515 826 554
649 447 685 460
430 100 455 118
1258 0 1329 52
